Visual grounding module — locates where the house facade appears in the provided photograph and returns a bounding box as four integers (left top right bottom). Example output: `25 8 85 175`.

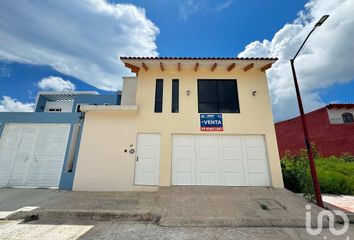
73 57 284 191
0 91 120 190
275 104 354 158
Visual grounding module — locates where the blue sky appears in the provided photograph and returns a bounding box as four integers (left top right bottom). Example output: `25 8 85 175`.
0 0 353 121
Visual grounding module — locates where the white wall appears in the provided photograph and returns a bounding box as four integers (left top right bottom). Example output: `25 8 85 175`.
121 77 137 106
327 108 354 124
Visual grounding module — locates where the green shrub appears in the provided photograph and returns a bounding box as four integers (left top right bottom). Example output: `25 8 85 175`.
281 147 354 200
317 170 354 194
340 152 354 163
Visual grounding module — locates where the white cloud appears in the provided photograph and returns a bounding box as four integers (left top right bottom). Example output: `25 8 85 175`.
238 0 354 121
215 0 233 12
0 0 159 91
0 96 34 112
38 76 76 92
178 0 205 21
0 63 10 77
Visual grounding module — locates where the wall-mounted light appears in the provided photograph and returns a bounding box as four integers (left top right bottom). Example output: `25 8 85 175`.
252 91 257 96
186 90 191 96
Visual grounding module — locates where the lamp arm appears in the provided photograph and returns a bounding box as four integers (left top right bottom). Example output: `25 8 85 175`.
292 27 317 61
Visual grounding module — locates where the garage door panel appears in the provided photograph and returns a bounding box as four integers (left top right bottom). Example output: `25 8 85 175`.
199 172 218 185
222 147 242 159
222 159 244 172
174 147 194 160
245 136 263 146
175 172 194 185
198 147 217 159
249 173 269 186
174 159 193 171
246 147 264 160
223 173 245 186
247 159 266 172
0 124 70 188
174 135 194 146
200 159 219 172
172 135 270 187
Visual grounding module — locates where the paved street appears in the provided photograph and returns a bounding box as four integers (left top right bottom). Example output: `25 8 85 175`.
0 219 353 240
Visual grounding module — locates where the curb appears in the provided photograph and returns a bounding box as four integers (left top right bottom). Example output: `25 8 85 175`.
6 210 161 222
158 216 330 228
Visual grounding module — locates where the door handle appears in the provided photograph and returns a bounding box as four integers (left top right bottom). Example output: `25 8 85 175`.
136 156 139 162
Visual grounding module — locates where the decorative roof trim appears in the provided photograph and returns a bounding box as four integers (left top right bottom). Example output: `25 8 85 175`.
327 103 354 109
120 56 278 61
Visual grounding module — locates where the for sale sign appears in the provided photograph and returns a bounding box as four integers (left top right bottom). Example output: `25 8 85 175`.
200 114 223 131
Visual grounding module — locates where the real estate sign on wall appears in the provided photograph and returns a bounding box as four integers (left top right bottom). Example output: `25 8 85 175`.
200 114 223 131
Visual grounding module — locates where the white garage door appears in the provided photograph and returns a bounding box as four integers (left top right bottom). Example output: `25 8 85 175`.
0 124 71 188
172 135 270 186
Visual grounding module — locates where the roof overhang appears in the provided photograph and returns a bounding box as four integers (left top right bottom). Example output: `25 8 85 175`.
327 103 354 109
80 105 138 112
120 57 277 75
38 91 99 101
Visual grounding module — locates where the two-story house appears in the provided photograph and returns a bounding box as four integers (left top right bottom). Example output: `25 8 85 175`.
73 57 284 191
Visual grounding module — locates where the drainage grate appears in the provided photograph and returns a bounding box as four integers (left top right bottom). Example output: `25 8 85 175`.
255 199 285 210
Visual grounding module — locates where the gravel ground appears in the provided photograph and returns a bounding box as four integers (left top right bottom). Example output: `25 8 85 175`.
0 220 353 240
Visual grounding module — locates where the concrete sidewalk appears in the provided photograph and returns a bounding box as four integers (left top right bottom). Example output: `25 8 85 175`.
0 187 326 227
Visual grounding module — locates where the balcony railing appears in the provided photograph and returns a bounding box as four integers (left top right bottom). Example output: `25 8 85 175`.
329 118 354 124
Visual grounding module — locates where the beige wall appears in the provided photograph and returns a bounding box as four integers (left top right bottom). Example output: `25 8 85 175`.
74 62 284 191
135 66 283 188
73 111 138 191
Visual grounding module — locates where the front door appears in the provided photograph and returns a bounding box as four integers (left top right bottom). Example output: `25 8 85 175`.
134 134 160 185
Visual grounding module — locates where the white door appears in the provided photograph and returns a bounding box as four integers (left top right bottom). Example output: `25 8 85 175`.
134 134 160 185
0 124 71 188
172 135 270 186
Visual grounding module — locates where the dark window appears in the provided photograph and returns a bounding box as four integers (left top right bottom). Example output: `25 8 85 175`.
342 112 354 123
171 79 179 113
154 79 163 112
198 79 239 113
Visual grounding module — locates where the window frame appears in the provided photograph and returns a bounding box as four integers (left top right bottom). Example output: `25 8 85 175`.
154 79 164 113
171 79 179 113
197 79 240 113
342 112 354 123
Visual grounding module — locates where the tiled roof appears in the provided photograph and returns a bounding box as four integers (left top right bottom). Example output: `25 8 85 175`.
327 103 354 109
120 56 278 61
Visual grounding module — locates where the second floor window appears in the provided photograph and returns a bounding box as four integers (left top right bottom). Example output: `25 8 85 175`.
342 112 354 123
171 79 179 113
198 79 240 113
154 79 163 113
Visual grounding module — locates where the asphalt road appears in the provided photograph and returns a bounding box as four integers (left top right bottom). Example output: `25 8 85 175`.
0 220 353 240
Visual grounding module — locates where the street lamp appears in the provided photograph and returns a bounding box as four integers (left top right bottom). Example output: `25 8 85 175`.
290 15 329 208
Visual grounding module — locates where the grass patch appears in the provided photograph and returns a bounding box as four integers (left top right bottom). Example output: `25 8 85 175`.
281 148 354 199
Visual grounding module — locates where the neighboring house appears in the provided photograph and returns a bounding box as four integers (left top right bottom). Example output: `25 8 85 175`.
73 57 284 191
275 104 354 158
0 91 121 190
